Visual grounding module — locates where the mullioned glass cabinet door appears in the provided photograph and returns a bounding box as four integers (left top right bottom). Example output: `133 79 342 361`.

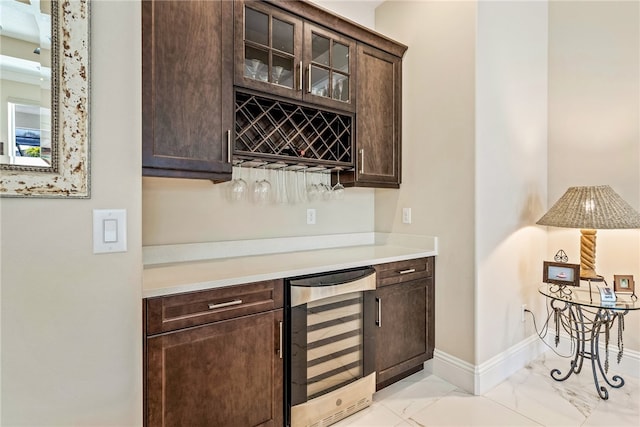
234 0 303 100
303 23 356 113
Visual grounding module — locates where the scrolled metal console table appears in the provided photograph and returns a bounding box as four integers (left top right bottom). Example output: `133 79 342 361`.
539 284 639 400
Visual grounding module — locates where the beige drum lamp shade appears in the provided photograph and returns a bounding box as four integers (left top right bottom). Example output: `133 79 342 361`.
537 185 640 280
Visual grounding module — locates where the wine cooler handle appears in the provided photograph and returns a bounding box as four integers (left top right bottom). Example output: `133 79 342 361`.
360 149 365 174
376 297 381 328
278 321 283 359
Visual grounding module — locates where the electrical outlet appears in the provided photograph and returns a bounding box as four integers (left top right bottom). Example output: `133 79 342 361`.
307 208 316 225
402 207 412 224
521 304 527 322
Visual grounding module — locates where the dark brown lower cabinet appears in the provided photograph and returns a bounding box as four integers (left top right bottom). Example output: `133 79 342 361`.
375 275 434 390
145 309 283 427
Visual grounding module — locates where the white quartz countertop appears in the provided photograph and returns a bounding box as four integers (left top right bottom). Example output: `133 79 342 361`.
143 233 437 298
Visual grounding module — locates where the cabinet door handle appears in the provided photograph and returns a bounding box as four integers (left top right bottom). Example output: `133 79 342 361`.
376 297 381 328
278 321 283 359
226 130 231 163
208 299 242 310
298 61 303 91
359 149 365 174
399 268 416 275
307 63 312 94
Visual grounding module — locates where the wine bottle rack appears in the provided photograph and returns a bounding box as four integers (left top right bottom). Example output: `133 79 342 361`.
234 91 353 168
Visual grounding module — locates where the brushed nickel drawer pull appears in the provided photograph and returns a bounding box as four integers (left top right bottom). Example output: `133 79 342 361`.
298 61 303 91
359 149 364 174
208 299 242 310
376 297 381 328
307 63 312 93
226 130 231 163
278 321 283 359
399 268 416 275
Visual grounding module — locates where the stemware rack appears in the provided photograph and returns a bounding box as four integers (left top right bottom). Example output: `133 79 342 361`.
234 91 354 171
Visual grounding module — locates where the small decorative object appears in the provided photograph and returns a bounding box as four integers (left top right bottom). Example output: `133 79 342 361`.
543 261 580 287
554 249 569 263
613 275 635 296
598 285 616 303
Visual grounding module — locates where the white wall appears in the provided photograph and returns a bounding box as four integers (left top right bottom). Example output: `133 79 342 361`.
547 0 640 351
1 1 143 425
374 0 478 365
311 0 380 29
475 0 548 365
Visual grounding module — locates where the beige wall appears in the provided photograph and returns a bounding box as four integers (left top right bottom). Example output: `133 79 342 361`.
548 0 640 350
475 0 548 364
1 1 143 425
374 0 478 364
143 176 374 245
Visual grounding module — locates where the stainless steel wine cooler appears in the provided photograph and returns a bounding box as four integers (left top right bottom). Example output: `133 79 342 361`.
285 267 376 427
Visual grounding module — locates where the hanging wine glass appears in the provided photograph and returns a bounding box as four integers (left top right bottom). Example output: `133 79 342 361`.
307 171 319 202
253 165 271 205
318 173 331 201
229 165 248 202
332 169 344 200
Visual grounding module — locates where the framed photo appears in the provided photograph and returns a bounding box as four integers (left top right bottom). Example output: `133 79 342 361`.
543 261 580 287
613 275 635 294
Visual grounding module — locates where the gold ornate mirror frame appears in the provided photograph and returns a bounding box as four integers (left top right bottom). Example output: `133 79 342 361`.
0 0 90 198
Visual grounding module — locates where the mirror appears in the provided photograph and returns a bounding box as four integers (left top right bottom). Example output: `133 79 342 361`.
0 0 90 198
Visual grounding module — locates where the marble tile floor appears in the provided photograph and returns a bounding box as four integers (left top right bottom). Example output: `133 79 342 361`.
335 352 639 427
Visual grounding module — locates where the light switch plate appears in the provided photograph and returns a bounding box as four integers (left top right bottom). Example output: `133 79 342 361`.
307 208 316 225
93 209 127 254
402 207 412 224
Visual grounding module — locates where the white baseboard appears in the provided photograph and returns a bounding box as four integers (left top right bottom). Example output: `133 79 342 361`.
432 334 640 396
433 334 550 395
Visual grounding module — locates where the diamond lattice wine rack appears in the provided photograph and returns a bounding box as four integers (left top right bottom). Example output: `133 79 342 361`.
234 91 353 169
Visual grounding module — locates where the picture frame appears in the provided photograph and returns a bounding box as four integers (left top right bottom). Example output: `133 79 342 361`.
613 275 635 294
543 261 580 287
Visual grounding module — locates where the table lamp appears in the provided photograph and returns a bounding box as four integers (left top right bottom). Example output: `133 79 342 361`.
536 185 640 281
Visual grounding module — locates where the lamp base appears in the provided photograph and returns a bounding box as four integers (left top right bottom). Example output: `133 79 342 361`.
579 229 603 283
580 270 604 282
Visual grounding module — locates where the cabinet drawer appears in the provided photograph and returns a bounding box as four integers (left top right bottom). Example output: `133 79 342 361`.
145 279 283 335
374 257 433 287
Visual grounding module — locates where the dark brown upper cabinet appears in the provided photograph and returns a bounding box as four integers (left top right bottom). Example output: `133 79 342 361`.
142 0 233 181
341 44 403 188
235 0 356 113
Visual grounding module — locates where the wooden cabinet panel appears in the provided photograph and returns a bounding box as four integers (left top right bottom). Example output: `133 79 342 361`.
375 257 433 287
142 0 233 181
146 279 283 335
375 278 431 388
374 256 435 390
342 44 402 188
146 309 283 427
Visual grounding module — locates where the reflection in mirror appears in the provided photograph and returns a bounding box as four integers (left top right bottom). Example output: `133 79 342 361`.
0 0 90 198
0 0 53 168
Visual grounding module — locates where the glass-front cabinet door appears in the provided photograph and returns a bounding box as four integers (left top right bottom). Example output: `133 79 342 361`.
234 1 303 99
235 2 356 112
303 24 356 112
